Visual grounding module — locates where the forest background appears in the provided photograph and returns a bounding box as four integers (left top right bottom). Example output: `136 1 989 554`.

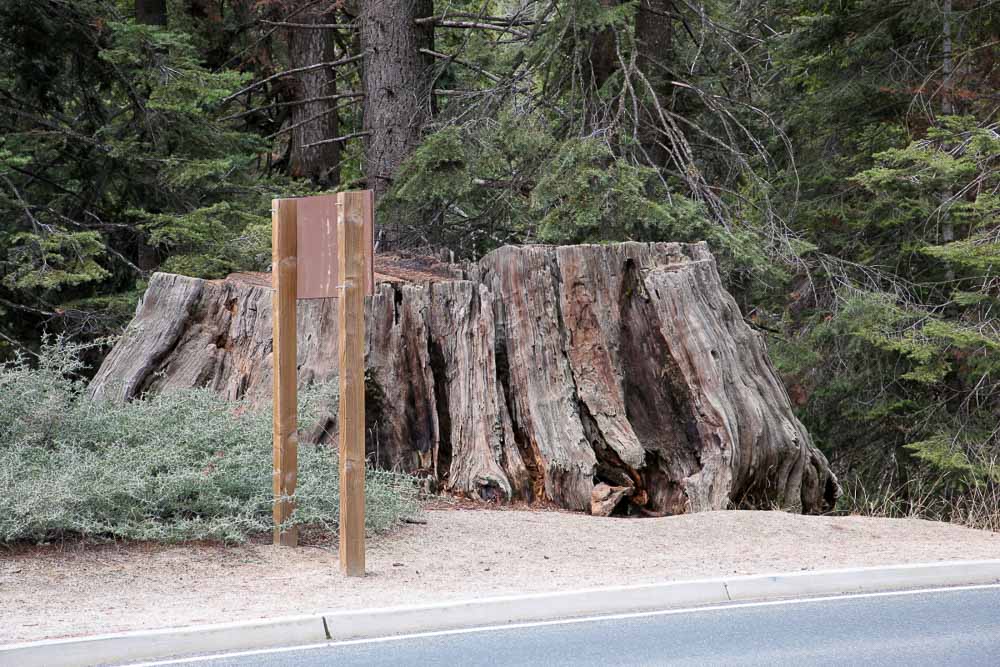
1 0 997 523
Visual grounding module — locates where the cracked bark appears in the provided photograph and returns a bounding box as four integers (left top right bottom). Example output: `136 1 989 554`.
360 0 435 247
91 242 840 514
366 283 437 473
427 280 529 501
287 8 341 186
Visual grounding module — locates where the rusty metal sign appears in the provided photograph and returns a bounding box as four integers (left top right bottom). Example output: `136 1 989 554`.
293 193 374 299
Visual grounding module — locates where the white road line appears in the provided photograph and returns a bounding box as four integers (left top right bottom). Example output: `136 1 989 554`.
123 583 1000 666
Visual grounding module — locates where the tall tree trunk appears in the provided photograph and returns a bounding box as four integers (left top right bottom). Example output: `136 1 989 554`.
635 0 673 169
135 0 167 26
135 0 166 271
585 0 620 130
287 11 341 186
585 0 674 160
941 0 955 281
360 0 434 248
942 0 954 117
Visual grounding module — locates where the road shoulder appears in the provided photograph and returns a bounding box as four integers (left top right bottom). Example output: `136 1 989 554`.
5 560 1000 667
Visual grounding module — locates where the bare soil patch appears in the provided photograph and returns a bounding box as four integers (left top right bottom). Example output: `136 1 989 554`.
3 508 997 643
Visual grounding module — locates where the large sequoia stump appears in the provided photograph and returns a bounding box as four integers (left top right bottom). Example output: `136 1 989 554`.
91 243 840 514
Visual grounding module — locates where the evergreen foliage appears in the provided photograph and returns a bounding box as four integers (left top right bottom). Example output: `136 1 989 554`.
766 1 999 498
1 0 997 524
0 1 292 350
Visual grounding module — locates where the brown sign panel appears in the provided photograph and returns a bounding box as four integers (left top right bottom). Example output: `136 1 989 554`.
293 192 374 299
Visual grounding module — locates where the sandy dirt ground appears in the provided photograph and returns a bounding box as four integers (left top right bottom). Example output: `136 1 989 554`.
3 508 998 643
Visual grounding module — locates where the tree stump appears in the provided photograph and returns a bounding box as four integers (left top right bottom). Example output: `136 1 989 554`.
90 243 840 514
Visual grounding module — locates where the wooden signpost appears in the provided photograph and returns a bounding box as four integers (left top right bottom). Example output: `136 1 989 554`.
271 191 374 577
272 198 299 548
336 191 369 577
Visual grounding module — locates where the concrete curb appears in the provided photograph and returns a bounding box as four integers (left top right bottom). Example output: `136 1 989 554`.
5 560 1000 666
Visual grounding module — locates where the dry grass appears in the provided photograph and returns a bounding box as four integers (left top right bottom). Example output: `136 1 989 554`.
838 467 1000 533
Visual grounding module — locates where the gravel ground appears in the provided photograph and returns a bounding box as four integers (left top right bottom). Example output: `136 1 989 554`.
3 508 998 643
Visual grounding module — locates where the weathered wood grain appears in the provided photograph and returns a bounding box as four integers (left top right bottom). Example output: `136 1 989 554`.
338 191 366 576
427 281 530 501
90 242 840 515
366 283 438 474
477 246 597 510
271 198 298 547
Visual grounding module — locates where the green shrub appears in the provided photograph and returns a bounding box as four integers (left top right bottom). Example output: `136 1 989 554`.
0 340 419 544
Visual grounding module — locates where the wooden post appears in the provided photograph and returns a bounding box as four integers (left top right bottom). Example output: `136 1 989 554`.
338 191 367 576
272 198 299 547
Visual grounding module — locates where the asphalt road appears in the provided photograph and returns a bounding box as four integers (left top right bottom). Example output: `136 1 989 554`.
139 586 1000 667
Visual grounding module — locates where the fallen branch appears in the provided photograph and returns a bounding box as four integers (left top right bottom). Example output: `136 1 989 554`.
302 130 371 149
414 14 539 26
416 20 528 37
260 20 355 30
266 97 363 140
220 54 364 105
220 93 363 122
420 48 501 83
